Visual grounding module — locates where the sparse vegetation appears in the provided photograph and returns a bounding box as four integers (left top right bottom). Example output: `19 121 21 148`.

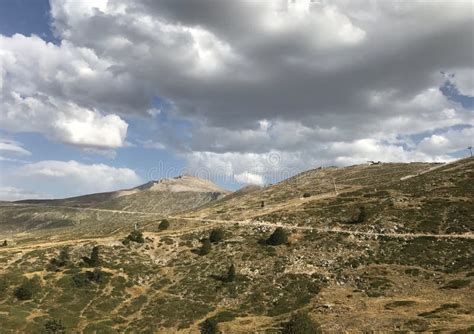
199 239 212 255
441 279 470 289
14 276 41 301
159 219 170 230
209 228 224 243
49 247 70 269
282 312 321 334
385 300 417 309
0 159 473 332
83 246 100 267
41 319 66 334
224 263 236 282
200 318 219 334
123 230 145 244
266 227 288 246
72 269 108 288
0 276 9 296
347 206 367 224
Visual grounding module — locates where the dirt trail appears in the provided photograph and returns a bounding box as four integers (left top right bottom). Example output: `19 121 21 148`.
176 217 474 240
0 203 164 216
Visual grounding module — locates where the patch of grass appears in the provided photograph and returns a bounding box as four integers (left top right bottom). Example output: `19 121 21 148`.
418 303 460 318
385 300 417 309
440 279 470 289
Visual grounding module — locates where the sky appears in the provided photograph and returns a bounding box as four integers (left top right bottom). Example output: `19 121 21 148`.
0 0 473 200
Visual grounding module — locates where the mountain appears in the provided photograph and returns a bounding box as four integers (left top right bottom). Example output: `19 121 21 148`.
2 175 229 232
18 175 228 210
0 158 472 332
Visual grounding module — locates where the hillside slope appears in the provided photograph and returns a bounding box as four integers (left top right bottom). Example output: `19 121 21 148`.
0 159 472 333
1 176 229 232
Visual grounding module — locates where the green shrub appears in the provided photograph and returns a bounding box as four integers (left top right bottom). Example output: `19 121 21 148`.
72 273 90 288
124 230 145 244
266 227 288 246
159 219 170 230
303 192 311 198
441 279 470 289
41 319 66 334
83 246 100 267
225 264 236 283
282 312 321 334
0 276 9 296
209 228 224 243
50 247 70 269
200 318 219 334
72 269 106 288
14 276 41 301
348 206 367 224
199 239 212 256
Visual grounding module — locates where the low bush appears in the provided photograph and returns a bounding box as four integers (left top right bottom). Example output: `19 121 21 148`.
209 228 224 243
83 246 100 267
49 248 71 270
72 269 107 288
199 239 212 256
266 227 288 246
0 276 9 296
159 220 170 230
441 279 470 289
282 312 321 334
123 230 145 244
224 264 236 283
14 276 41 301
200 318 219 334
41 319 66 334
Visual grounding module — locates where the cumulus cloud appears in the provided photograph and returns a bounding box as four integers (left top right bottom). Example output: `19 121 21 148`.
1 0 473 186
418 127 474 156
0 34 129 149
234 172 264 186
12 160 141 198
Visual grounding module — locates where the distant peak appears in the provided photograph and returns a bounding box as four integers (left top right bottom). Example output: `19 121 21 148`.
135 175 229 193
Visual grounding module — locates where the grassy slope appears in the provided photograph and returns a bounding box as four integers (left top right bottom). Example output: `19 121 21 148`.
0 158 473 332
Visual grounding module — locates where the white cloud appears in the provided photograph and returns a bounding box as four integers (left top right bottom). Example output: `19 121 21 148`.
418 127 474 155
0 186 43 201
1 0 473 190
234 172 264 186
14 160 141 197
0 34 130 149
0 140 31 156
